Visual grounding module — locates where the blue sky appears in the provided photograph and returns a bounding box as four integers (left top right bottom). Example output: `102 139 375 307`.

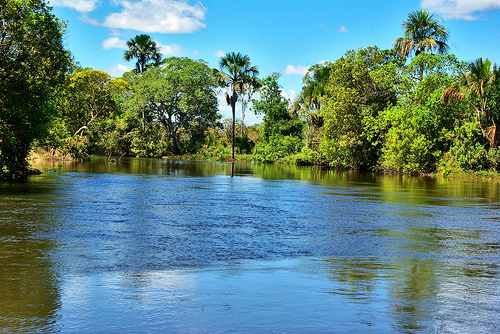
48 0 500 124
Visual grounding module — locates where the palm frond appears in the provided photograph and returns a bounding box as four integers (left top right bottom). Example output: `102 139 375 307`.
394 10 449 58
441 88 464 104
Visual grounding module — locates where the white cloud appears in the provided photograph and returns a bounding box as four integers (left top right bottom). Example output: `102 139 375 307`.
102 37 128 50
214 50 226 57
420 0 500 20
281 89 296 102
78 14 99 25
49 0 98 13
337 25 348 33
283 64 310 76
108 63 134 77
102 0 207 33
157 42 184 56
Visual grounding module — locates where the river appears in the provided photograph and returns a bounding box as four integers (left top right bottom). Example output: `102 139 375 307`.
1 157 499 333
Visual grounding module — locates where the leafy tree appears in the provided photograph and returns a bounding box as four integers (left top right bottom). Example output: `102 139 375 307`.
237 75 260 137
442 58 500 147
392 10 449 59
65 69 127 137
46 68 127 158
124 34 162 74
462 58 500 130
318 47 399 169
293 61 333 149
253 73 302 139
252 73 304 163
379 53 467 174
124 57 219 155
440 122 499 173
295 62 333 117
0 0 70 175
214 52 259 159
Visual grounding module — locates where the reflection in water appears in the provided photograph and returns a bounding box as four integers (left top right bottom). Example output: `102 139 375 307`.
0 180 61 333
0 157 498 332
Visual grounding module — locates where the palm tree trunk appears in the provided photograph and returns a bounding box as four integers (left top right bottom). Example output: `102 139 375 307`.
231 101 236 159
230 90 238 159
241 101 245 137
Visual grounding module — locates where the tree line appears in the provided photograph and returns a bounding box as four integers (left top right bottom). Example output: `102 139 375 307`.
1 2 499 177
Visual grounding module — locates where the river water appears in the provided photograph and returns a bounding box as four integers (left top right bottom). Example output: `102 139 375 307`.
1 157 499 333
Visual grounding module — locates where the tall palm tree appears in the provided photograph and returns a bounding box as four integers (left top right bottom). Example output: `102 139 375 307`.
124 34 162 74
214 52 259 159
393 10 449 59
464 58 500 125
442 58 500 140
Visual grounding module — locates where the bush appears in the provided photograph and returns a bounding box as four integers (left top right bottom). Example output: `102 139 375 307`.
253 136 303 163
440 122 499 173
285 147 321 165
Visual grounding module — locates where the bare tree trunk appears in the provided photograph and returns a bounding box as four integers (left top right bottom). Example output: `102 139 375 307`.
160 117 180 155
171 130 180 155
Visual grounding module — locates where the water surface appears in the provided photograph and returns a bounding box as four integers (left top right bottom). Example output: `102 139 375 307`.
1 158 499 333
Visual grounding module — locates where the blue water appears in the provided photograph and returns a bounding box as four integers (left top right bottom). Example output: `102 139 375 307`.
1 158 499 333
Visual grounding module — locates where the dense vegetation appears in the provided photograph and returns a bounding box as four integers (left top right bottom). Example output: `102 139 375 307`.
0 0 70 176
2 5 500 177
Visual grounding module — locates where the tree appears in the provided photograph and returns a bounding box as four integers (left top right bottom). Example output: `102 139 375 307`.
46 69 127 158
0 0 70 175
379 53 467 174
463 58 500 127
65 69 127 137
124 57 219 155
237 75 260 137
124 34 162 74
214 52 259 159
392 10 449 59
253 73 302 140
293 61 333 149
443 58 500 145
319 47 398 169
252 73 304 163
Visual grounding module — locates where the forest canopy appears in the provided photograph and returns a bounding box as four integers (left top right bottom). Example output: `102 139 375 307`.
2 6 500 177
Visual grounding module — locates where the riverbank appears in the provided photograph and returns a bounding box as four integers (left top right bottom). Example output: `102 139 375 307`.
0 167 42 180
24 150 500 182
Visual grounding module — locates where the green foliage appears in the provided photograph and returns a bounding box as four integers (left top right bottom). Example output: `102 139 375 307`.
393 10 449 59
0 0 70 174
12 5 496 177
123 34 162 74
44 68 127 158
195 118 256 160
379 53 468 174
129 124 171 158
286 147 322 165
253 136 304 163
440 122 499 173
123 57 220 155
252 73 304 163
214 52 259 159
457 58 500 133
318 46 399 169
380 105 442 173
253 73 304 140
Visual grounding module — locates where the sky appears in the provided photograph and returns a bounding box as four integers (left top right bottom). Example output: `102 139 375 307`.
47 0 500 124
